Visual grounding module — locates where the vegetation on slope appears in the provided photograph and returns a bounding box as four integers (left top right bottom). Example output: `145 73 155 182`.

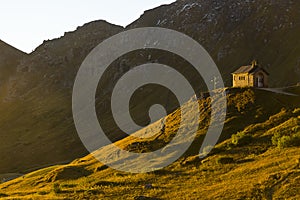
0 87 299 199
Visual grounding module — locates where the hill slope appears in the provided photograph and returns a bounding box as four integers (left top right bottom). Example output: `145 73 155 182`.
0 87 299 199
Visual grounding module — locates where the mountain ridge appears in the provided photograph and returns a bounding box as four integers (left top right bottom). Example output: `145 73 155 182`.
0 40 27 99
127 0 300 87
0 40 27 55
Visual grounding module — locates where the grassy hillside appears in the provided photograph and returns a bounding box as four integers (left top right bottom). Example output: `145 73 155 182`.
0 87 299 199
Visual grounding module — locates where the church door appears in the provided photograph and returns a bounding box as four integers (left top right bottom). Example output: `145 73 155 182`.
256 74 264 88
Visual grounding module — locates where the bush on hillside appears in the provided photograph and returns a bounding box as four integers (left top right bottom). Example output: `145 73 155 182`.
273 133 300 149
231 131 253 146
228 89 255 112
53 183 62 194
292 108 300 115
271 117 300 148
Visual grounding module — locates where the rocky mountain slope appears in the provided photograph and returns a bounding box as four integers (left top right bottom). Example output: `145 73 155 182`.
1 0 300 175
128 0 300 87
0 40 26 98
0 21 124 174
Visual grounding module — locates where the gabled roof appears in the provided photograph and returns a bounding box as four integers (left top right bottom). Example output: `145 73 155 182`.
232 65 269 75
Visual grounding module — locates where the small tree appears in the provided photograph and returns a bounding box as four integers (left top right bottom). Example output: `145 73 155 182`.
231 131 253 146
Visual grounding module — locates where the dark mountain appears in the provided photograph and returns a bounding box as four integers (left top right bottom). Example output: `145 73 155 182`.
128 0 300 87
0 21 124 174
0 40 27 98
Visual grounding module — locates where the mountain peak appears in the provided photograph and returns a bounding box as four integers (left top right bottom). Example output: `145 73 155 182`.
0 40 27 57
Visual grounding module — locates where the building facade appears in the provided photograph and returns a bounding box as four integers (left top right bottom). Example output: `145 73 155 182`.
232 61 269 88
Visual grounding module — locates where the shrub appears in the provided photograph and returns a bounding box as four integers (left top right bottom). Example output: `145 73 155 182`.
271 132 279 146
229 89 255 112
53 183 62 194
271 128 300 148
292 108 300 115
277 136 292 149
275 134 300 149
231 131 253 146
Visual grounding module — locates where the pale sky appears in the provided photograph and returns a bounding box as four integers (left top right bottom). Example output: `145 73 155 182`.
0 0 175 53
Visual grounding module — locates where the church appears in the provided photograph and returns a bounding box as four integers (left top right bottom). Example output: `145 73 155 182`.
232 61 269 88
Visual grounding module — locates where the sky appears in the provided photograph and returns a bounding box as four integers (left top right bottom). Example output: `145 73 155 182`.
0 0 175 53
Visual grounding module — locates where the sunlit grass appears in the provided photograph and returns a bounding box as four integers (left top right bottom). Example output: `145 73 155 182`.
1 87 300 199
